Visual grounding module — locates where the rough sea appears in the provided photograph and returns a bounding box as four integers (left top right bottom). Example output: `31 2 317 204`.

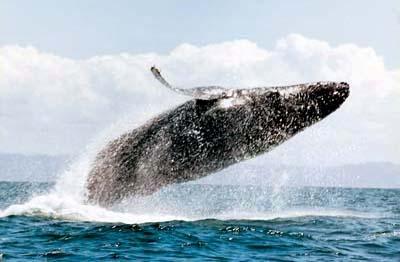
0 178 399 261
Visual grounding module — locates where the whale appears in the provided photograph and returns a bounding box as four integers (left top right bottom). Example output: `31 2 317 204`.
86 67 349 206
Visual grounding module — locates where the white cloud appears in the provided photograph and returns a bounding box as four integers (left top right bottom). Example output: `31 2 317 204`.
0 34 399 165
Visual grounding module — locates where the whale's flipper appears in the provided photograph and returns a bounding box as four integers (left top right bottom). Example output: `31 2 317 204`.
151 66 231 100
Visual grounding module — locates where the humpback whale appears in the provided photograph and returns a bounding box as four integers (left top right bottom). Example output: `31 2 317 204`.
86 67 349 206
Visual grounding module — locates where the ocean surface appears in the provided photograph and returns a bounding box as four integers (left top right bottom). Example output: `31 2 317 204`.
0 180 399 261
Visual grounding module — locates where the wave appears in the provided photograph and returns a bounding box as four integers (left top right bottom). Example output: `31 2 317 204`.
0 194 187 224
0 192 379 224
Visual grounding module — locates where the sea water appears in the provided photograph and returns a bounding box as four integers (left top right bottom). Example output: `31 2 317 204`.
0 180 399 261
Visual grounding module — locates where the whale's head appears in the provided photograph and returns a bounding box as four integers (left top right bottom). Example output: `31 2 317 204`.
255 81 350 127
203 81 350 159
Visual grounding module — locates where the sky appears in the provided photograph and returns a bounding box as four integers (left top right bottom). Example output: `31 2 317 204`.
0 1 399 167
1 1 399 68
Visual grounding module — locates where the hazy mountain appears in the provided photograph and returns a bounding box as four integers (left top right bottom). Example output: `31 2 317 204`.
197 161 400 188
0 154 69 182
0 153 399 188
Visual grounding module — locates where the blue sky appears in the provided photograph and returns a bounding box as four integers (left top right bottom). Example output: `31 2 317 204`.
1 0 399 68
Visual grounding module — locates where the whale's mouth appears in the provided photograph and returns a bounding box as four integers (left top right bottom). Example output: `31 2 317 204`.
315 81 350 103
335 82 350 98
298 81 350 119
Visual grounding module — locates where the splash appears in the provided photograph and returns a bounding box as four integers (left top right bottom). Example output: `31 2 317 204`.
0 193 188 224
0 174 379 224
0 105 184 224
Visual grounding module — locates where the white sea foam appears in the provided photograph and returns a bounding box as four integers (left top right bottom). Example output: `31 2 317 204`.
0 193 189 224
0 193 379 224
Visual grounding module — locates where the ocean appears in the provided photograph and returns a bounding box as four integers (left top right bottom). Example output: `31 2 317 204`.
0 180 399 261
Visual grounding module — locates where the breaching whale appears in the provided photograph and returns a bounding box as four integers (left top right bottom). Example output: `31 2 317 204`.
86 67 349 206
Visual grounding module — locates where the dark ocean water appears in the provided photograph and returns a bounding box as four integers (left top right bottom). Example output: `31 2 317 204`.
0 182 399 261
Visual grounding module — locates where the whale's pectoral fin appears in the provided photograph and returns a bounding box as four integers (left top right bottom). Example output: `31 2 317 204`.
151 66 231 100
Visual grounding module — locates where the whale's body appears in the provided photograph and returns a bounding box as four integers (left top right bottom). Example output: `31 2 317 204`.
86 69 349 206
